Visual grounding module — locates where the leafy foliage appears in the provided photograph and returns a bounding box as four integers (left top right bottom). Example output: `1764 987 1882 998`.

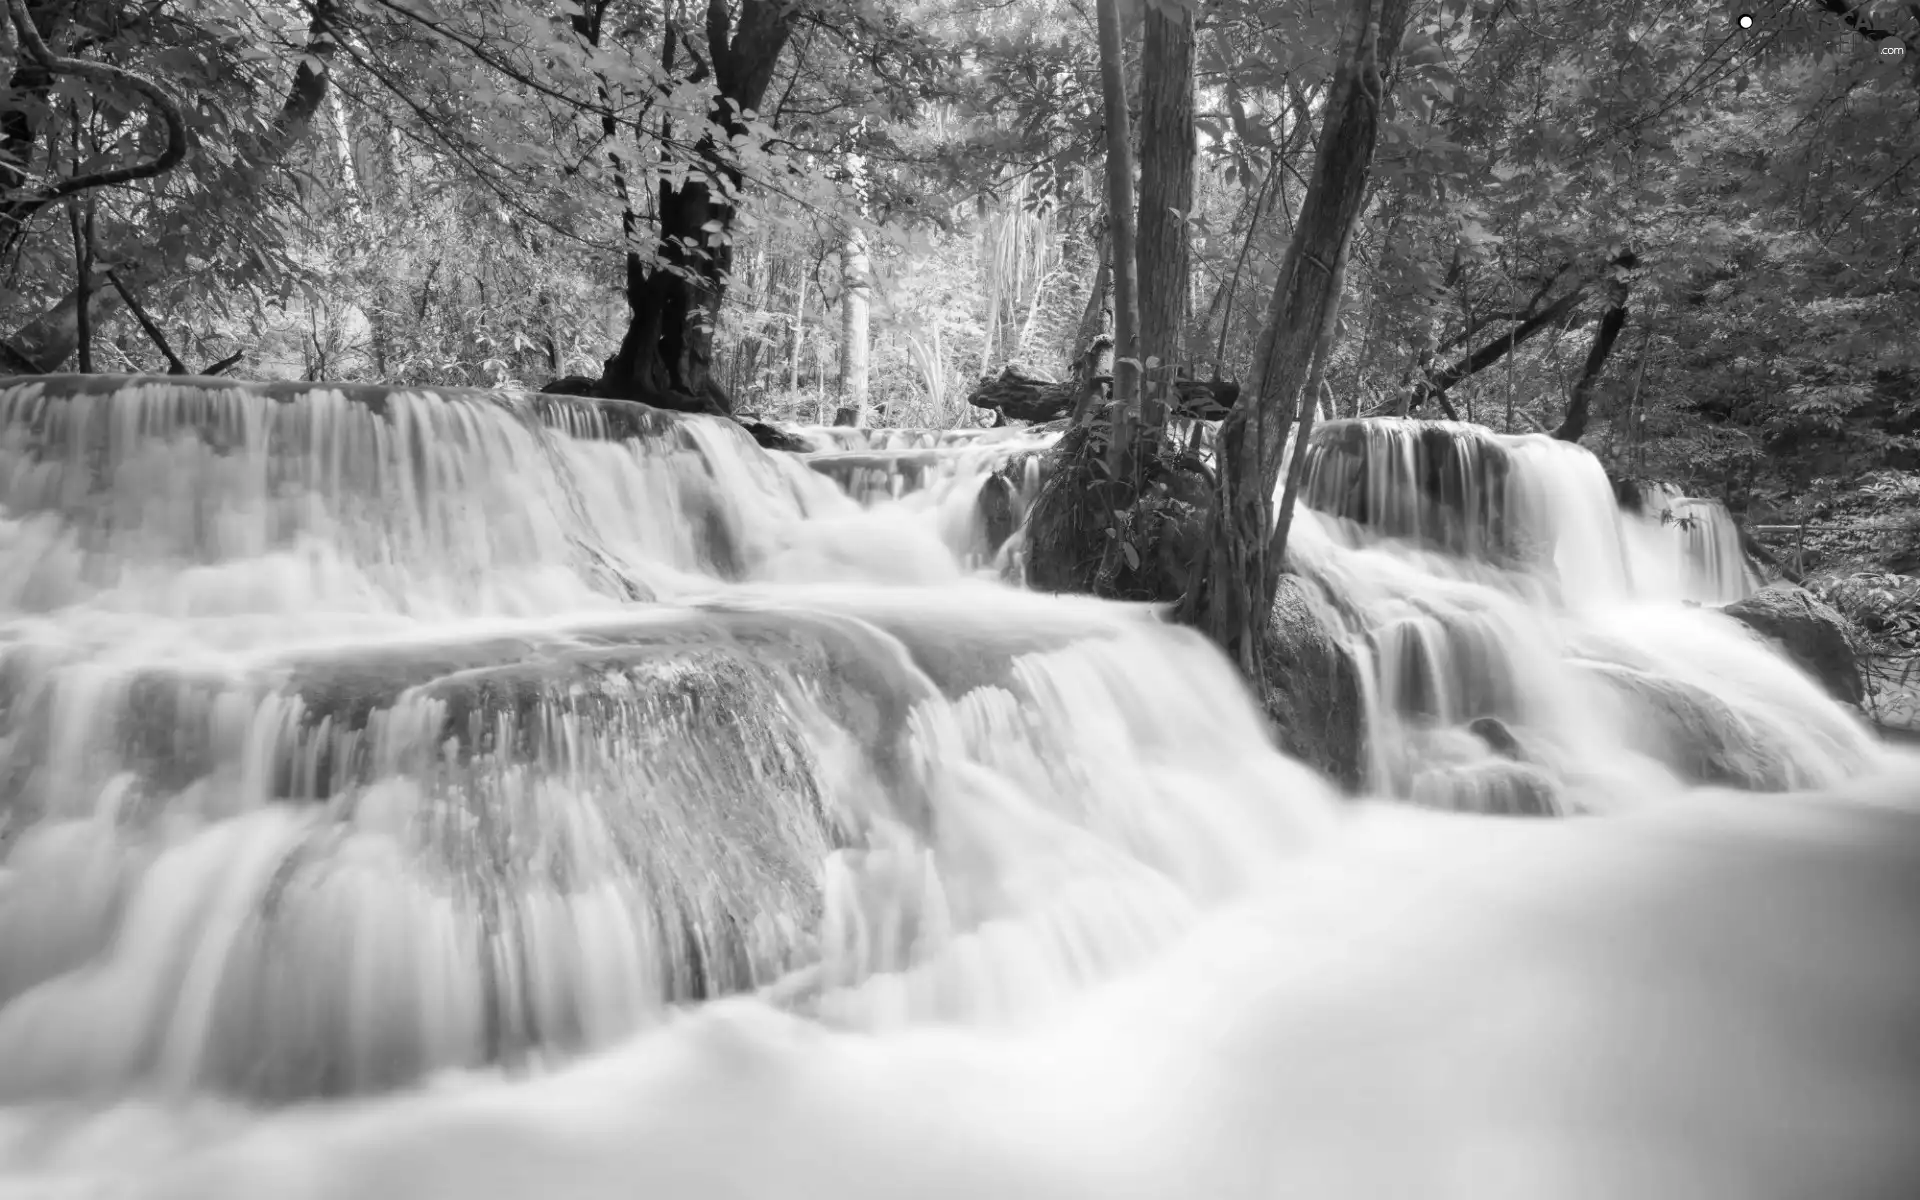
0 0 1914 521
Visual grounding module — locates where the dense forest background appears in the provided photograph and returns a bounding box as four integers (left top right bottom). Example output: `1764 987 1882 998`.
2 0 1917 571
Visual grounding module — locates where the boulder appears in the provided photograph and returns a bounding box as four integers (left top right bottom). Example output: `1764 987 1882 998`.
1722 584 1864 704
1260 575 1368 793
1580 661 1802 791
1468 715 1524 760
740 419 811 453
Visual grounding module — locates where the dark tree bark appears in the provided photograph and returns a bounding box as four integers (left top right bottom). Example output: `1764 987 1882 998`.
1554 269 1631 443
266 0 340 153
1268 233 1352 575
597 0 799 415
1135 0 1194 433
1186 0 1415 674
1093 0 1142 444
66 192 92 371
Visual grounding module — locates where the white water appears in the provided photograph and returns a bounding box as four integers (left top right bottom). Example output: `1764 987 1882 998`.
1292 420 1873 811
1 379 1916 1199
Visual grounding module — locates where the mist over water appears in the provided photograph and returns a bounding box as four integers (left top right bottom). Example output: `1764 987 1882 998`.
1 378 1917 1199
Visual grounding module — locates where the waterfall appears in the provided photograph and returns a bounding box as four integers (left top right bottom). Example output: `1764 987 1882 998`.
1288 419 1869 813
2 377 1916 1200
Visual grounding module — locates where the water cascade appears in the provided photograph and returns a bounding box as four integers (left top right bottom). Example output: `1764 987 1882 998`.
1632 484 1763 604
1286 418 1867 814
1 377 1917 1199
794 425 1055 568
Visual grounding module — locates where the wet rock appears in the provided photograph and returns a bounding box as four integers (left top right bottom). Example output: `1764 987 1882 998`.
1260 575 1368 793
537 374 600 396
740 419 811 453
1412 758 1560 817
1580 661 1800 790
1722 584 1864 704
977 470 1019 557
1468 715 1523 760
1301 419 1518 565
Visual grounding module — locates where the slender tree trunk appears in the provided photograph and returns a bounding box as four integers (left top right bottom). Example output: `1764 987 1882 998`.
1136 0 1194 434
66 194 92 372
1070 212 1112 367
1210 152 1279 374
1187 0 1414 673
1267 233 1352 578
839 224 871 425
789 267 808 395
1554 267 1632 442
1094 0 1142 450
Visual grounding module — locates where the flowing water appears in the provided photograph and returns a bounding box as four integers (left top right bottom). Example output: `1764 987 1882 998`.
0 378 1916 1199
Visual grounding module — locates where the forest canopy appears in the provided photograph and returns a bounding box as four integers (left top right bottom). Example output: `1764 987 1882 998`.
1 0 1916 525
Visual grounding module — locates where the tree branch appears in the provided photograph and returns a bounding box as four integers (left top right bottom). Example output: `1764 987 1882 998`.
107 270 189 374
1 0 188 224
1554 271 1631 443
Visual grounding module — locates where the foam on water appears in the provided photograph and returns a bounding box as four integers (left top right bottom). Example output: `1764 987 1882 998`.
1 378 1915 1199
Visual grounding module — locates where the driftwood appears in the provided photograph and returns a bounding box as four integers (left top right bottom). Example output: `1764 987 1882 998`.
967 364 1079 423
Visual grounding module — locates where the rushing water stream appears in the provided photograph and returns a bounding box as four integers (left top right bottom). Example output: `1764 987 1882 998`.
0 376 1916 1198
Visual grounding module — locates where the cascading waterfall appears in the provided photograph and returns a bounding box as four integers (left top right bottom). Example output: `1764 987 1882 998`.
797 425 1055 570
1288 419 1871 814
2 377 1917 1200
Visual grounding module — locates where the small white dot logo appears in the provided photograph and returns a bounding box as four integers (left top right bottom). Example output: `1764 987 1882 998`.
1737 13 1754 28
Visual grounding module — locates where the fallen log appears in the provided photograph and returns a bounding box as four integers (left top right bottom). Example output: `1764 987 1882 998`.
967 364 1239 425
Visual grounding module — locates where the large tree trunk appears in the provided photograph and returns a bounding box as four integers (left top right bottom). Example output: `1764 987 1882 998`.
1093 0 1142 444
1187 0 1415 674
597 0 797 415
1135 0 1194 433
